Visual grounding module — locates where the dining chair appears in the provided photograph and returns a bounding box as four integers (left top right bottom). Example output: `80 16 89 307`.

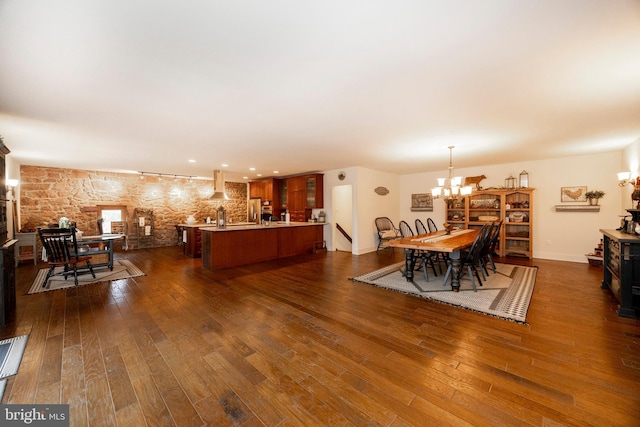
427 217 438 233
38 226 96 288
375 217 400 251
398 220 439 281
443 224 491 291
415 218 445 274
479 221 502 275
415 219 428 235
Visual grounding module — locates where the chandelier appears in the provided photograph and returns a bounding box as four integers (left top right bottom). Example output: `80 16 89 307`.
431 146 473 199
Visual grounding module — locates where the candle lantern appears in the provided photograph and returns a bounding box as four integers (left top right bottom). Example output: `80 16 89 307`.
519 170 529 188
216 205 226 229
505 175 516 189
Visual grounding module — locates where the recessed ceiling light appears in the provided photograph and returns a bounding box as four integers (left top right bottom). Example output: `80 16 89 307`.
249 167 256 171
221 164 228 167
273 170 279 174
242 176 248 179
257 173 262 177
188 159 196 163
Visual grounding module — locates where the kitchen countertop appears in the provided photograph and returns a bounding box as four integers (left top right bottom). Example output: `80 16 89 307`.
200 222 327 232
178 221 262 228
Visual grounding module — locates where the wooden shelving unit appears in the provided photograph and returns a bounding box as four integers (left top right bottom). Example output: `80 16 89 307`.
446 188 535 258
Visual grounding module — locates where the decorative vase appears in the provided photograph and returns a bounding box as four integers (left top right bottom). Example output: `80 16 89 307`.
589 198 599 206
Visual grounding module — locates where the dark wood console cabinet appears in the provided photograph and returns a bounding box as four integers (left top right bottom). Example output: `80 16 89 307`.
600 229 640 318
0 240 17 326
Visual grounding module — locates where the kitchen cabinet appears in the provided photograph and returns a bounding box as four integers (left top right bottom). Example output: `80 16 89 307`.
445 188 534 258
600 229 640 318
286 174 323 222
201 223 325 270
183 225 204 258
305 174 323 208
251 173 323 221
249 178 281 207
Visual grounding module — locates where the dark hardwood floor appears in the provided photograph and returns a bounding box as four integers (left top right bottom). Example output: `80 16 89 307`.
2 246 639 426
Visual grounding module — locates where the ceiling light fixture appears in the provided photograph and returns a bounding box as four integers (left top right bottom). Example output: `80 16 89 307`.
431 146 473 199
138 171 194 181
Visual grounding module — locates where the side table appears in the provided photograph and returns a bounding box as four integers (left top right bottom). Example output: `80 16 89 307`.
15 232 37 266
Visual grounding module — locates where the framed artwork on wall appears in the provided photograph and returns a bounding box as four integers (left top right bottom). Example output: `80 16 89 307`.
411 193 433 211
561 186 587 202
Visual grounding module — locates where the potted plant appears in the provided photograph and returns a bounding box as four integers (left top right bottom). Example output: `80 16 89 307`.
585 190 605 205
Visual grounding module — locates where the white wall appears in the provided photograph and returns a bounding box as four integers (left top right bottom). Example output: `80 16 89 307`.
322 166 400 254
332 185 353 251
399 150 622 262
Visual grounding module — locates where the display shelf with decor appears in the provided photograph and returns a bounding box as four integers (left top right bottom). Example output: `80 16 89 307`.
467 192 502 228
445 198 466 228
443 188 535 258
504 190 533 258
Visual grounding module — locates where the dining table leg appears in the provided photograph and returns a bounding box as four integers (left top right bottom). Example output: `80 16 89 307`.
403 248 417 282
449 250 462 292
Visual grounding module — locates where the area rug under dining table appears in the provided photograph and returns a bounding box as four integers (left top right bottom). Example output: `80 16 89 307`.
27 259 145 294
351 261 537 323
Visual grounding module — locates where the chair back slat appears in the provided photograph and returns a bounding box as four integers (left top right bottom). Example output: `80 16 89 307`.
38 227 80 263
427 218 438 233
399 221 414 238
464 224 491 263
415 219 427 235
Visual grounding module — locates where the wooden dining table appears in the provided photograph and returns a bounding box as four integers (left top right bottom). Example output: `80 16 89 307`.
384 228 479 292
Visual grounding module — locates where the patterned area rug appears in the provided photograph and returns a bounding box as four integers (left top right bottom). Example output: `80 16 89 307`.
351 262 537 324
27 260 145 294
0 335 28 402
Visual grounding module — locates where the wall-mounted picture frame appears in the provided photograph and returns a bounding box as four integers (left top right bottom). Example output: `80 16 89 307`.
411 193 433 211
560 186 587 202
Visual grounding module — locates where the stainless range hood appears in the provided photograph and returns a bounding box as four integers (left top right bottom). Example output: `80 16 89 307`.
210 169 229 200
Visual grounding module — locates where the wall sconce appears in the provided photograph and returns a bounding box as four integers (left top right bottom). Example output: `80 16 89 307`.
618 172 633 186
6 179 18 201
6 178 18 190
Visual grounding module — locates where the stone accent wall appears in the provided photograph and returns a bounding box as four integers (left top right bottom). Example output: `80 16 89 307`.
19 165 248 249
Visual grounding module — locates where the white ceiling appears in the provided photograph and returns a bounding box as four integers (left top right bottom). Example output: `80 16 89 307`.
1 0 640 182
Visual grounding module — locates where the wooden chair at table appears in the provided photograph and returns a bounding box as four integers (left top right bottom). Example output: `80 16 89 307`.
479 221 502 275
415 218 444 275
399 220 439 281
427 217 438 233
423 218 450 272
375 217 400 251
442 223 492 291
38 226 96 289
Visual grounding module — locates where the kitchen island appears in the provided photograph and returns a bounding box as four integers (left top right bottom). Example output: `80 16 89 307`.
201 222 327 270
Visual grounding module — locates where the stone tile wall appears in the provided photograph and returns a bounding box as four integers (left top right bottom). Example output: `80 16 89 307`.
19 165 248 249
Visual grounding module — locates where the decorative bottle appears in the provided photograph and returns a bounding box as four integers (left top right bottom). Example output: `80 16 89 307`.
285 210 290 224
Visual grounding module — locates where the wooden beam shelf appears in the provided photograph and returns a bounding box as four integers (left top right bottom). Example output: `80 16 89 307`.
555 205 600 212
